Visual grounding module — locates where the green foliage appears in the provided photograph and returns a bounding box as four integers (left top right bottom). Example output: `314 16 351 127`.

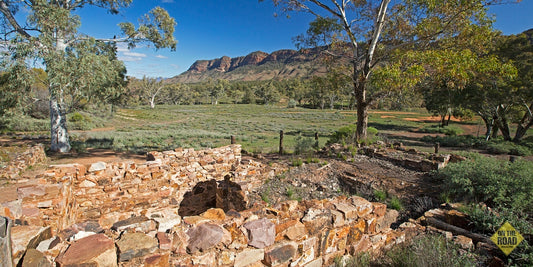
373 189 387 202
287 99 297 108
1 115 49 132
461 204 533 266
438 157 533 214
419 125 464 136
381 234 477 267
420 135 485 148
285 186 301 201
388 196 404 211
305 157 320 164
337 234 477 267
328 124 357 144
1 0 176 152
294 134 315 155
292 158 303 167
260 190 270 204
486 141 533 156
328 125 379 145
367 126 378 136
69 112 84 122
119 6 177 50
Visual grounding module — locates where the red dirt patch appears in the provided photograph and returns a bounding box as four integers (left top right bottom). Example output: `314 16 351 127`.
403 116 462 122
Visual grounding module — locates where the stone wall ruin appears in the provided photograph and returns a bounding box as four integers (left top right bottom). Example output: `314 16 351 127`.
0 145 412 266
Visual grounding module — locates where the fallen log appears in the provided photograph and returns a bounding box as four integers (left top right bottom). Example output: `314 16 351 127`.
424 217 494 246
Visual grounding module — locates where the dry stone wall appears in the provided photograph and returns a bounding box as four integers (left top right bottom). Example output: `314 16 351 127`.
1 145 410 266
0 144 47 179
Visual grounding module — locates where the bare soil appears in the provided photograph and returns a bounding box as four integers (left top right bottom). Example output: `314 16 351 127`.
246 152 440 224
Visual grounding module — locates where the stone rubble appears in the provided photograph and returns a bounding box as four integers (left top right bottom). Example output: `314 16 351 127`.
1 144 483 266
0 144 47 180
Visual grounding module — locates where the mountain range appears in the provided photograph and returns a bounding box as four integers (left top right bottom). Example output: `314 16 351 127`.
168 47 330 83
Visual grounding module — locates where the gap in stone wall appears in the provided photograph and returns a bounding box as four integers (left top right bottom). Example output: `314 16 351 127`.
178 176 247 217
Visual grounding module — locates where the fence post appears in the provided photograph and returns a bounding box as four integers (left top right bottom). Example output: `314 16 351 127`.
314 132 319 150
231 135 236 145
0 217 13 267
279 130 284 155
434 142 440 154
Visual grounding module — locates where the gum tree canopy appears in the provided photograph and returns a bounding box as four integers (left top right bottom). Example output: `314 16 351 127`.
263 0 514 142
0 0 177 152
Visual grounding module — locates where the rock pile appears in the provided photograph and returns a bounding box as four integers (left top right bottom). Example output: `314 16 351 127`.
5 195 405 266
0 144 47 179
0 144 485 266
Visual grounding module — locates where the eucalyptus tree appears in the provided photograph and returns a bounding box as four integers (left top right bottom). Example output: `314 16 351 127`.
0 0 177 152
494 30 533 141
263 0 512 142
128 76 166 109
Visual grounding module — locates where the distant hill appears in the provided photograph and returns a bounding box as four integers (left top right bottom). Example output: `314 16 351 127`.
168 47 331 83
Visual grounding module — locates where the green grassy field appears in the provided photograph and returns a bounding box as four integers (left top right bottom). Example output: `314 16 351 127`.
68 104 468 154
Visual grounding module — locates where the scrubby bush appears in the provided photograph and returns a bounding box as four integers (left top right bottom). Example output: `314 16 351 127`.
438 157 533 212
294 134 315 155
486 141 533 156
381 234 477 267
338 234 477 267
328 124 357 144
421 135 533 156
287 99 297 108
328 125 379 145
3 115 49 132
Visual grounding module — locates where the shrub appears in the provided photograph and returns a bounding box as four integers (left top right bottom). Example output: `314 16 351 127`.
388 196 404 211
461 204 533 266
69 112 84 122
328 124 357 144
486 141 533 156
437 157 533 214
294 134 315 155
328 125 379 145
338 234 477 267
381 234 477 267
292 158 303 167
4 115 49 132
367 126 378 136
287 99 297 108
373 189 387 202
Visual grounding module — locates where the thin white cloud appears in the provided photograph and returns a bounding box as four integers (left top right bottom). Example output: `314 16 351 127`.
118 56 143 62
155 55 168 59
123 52 147 58
162 0 174 3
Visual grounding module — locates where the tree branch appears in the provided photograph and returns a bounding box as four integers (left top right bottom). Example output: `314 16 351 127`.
0 0 31 39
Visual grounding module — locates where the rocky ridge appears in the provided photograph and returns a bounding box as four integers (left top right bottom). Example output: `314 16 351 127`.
170 47 329 83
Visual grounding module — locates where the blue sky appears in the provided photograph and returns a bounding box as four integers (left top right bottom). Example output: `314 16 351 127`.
73 0 533 78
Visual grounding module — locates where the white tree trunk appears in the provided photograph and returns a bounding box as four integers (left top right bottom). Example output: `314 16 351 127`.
50 94 70 152
49 37 71 152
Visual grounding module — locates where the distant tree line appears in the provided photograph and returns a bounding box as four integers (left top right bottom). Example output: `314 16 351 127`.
1 26 531 144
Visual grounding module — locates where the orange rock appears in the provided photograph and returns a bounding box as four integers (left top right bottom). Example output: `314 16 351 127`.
144 253 170 267
201 208 226 220
371 202 387 217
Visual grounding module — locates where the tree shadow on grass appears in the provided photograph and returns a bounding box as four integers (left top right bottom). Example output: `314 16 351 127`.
368 122 418 133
